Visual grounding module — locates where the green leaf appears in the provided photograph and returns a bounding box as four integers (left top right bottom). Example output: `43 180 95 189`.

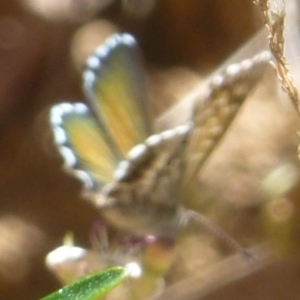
41 267 127 300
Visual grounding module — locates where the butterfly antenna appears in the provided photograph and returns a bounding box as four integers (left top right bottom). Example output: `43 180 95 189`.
181 209 256 260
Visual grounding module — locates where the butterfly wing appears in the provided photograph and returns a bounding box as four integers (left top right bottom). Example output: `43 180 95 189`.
50 33 151 193
50 102 118 191
180 51 271 187
83 33 152 158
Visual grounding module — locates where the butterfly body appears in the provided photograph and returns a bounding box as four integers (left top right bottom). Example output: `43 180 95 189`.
50 33 270 238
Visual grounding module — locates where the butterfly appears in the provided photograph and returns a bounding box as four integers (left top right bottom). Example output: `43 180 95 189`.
50 33 270 243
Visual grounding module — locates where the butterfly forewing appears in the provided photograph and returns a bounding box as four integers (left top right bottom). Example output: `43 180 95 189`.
181 51 270 187
83 34 152 158
50 102 118 191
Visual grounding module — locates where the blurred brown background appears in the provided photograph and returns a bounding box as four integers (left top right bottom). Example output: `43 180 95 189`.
0 0 298 299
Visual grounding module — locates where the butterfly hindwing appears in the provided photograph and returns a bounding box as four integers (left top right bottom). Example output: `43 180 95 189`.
83 33 151 158
50 102 118 191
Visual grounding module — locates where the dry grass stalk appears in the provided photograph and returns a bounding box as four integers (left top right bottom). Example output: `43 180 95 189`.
254 0 300 117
